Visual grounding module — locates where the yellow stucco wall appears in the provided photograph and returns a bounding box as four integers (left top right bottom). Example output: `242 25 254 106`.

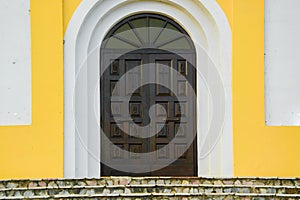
0 0 299 179
233 0 300 177
0 0 64 179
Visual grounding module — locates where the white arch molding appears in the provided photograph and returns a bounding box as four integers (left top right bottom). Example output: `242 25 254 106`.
64 0 233 178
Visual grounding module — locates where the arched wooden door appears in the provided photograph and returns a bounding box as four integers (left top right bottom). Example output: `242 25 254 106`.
100 14 197 176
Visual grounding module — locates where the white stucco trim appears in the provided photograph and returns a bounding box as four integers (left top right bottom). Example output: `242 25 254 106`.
64 0 233 178
0 0 31 126
265 0 300 126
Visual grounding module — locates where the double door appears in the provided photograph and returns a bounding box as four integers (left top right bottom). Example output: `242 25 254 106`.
101 51 197 176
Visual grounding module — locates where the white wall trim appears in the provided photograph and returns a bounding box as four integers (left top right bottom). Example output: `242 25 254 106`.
64 0 233 178
0 0 31 126
265 0 300 126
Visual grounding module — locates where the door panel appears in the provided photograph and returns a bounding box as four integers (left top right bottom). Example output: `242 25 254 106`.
150 54 196 176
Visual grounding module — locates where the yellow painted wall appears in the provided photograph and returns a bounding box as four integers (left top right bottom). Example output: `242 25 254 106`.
232 0 300 177
0 0 299 179
0 0 64 179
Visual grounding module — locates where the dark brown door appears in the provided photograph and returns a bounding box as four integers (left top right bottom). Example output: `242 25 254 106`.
101 50 197 176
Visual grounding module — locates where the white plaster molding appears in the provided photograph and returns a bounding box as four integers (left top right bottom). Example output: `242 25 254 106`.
265 0 300 126
0 0 31 126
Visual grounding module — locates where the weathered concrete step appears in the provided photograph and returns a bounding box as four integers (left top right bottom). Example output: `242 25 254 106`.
0 193 300 200
0 177 299 199
1 193 300 200
1 177 299 189
0 184 299 196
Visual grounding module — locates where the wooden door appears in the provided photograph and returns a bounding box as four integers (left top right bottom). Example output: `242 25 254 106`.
101 51 196 176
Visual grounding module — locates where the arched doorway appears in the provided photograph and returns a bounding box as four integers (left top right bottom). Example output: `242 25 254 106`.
100 14 197 176
64 0 233 178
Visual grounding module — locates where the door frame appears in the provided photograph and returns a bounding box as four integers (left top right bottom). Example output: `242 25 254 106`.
64 0 233 178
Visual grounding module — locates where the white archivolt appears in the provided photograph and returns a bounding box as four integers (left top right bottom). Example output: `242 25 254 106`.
64 0 233 178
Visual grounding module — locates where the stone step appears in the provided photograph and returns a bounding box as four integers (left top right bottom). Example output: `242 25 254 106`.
1 193 300 200
0 184 299 195
0 177 299 199
1 177 299 188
